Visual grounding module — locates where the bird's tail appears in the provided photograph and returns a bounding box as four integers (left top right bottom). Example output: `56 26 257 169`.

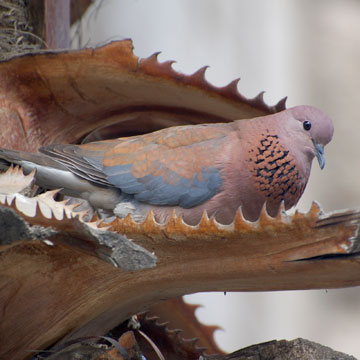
0 148 24 167
0 148 86 193
0 148 122 209
0 148 68 173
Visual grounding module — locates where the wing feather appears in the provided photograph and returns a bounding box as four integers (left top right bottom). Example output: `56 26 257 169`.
40 123 232 208
102 123 230 207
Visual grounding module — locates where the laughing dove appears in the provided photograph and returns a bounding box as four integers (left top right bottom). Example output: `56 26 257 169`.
0 105 333 224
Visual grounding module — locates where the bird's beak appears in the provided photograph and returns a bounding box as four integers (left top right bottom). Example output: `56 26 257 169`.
313 140 325 170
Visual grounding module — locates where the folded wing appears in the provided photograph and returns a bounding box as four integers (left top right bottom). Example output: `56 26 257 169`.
40 123 231 208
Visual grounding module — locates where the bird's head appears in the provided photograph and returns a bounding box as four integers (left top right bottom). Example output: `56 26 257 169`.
283 105 334 170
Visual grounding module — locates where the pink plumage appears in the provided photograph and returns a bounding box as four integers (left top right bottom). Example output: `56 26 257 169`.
0 105 334 224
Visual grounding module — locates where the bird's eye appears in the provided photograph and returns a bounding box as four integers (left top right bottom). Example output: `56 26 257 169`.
303 120 311 131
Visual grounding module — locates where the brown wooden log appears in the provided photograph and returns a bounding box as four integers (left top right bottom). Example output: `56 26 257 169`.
1 197 360 359
0 41 285 151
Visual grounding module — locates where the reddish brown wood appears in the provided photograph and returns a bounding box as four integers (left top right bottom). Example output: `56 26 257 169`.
146 298 224 355
0 41 284 152
0 199 360 359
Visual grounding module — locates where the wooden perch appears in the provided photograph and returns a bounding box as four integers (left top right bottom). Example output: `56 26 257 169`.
0 167 360 359
0 40 285 151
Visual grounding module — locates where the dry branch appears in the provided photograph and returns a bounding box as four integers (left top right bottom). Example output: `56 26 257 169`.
0 167 359 358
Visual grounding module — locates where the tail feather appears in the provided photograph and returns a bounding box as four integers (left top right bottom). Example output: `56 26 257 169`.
0 148 123 211
0 148 70 171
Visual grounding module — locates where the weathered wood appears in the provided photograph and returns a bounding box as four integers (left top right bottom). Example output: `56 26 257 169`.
0 41 285 151
1 196 360 359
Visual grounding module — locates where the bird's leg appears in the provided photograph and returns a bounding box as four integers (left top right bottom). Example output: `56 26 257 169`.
114 201 147 223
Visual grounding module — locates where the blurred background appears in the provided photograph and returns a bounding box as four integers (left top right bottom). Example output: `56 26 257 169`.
72 0 360 357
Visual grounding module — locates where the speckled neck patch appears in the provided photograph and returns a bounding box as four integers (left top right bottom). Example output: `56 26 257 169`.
248 132 305 206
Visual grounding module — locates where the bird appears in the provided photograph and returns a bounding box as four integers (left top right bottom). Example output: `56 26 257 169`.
0 105 333 225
